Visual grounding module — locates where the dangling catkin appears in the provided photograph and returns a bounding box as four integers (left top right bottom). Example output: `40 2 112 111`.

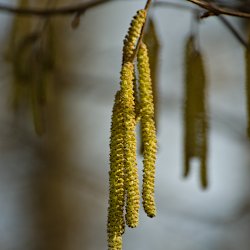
137 42 157 218
183 35 208 189
120 62 140 228
107 6 157 250
143 17 160 128
133 69 141 123
195 51 208 189
123 10 146 63
183 36 195 178
107 91 126 250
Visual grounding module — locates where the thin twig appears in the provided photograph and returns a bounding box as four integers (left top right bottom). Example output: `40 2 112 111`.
0 0 112 16
217 15 248 49
154 1 196 11
186 0 250 18
145 0 153 11
0 0 249 19
156 1 248 49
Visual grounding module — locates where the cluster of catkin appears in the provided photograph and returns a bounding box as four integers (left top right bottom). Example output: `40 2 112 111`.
107 9 157 250
7 0 56 136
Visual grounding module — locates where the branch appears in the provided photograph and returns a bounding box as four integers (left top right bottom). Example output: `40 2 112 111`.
0 0 113 17
0 0 249 19
186 0 250 18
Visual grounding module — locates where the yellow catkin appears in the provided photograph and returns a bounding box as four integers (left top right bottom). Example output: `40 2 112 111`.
123 9 146 63
120 62 140 228
107 91 126 250
183 35 208 189
108 232 123 250
133 69 141 123
137 42 157 218
143 17 160 128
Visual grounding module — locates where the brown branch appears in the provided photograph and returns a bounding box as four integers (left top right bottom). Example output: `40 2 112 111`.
0 0 113 17
186 0 250 18
0 0 249 19
145 0 153 11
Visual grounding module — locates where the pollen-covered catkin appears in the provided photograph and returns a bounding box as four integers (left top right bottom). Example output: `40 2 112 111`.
133 69 141 123
120 62 140 228
123 9 146 63
143 17 160 128
108 232 123 250
107 91 126 250
137 42 157 218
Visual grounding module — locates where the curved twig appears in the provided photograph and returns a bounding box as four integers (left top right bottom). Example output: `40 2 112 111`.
186 0 250 18
217 15 248 48
0 0 248 19
0 0 113 16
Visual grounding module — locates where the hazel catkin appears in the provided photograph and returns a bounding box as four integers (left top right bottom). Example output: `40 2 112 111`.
123 9 146 63
137 42 157 218
120 62 140 228
107 91 126 250
183 35 208 189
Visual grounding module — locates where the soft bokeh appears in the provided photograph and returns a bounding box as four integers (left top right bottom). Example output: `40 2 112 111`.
0 1 249 250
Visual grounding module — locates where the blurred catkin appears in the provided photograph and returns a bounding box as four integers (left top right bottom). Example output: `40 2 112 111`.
7 2 56 136
183 35 208 189
8 0 32 111
137 42 157 217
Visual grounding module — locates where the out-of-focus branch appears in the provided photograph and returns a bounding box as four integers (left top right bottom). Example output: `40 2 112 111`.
186 0 250 18
0 0 249 19
0 0 112 16
217 15 248 48
154 1 196 11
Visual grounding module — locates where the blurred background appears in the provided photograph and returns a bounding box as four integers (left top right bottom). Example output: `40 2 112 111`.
0 0 250 249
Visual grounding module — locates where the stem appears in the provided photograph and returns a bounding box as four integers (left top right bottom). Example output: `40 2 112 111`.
145 0 153 11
